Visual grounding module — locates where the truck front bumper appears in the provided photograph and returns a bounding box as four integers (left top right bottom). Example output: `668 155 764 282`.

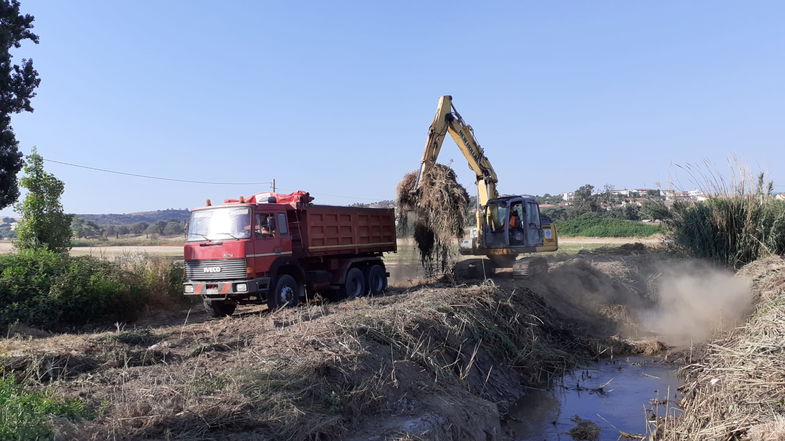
183 277 271 296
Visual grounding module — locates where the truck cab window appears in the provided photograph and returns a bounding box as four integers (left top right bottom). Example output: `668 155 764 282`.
277 213 288 235
255 213 276 237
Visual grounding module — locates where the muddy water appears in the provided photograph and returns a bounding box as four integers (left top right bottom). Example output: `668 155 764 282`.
507 357 680 441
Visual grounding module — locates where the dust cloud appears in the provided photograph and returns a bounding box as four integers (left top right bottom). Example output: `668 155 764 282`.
528 256 753 347
640 262 752 346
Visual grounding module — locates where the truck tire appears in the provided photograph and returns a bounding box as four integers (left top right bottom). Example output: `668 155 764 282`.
204 299 236 318
344 267 367 299
268 274 300 310
367 264 387 295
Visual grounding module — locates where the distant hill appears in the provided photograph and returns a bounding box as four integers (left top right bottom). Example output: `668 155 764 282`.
350 200 395 209
76 209 190 226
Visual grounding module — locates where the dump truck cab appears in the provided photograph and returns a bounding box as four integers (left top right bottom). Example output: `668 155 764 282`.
184 202 296 305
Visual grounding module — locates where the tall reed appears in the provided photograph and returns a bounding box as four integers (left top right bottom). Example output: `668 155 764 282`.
668 166 785 268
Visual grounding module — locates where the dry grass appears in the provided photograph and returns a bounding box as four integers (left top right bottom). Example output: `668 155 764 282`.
657 256 785 441
397 165 470 276
0 280 635 441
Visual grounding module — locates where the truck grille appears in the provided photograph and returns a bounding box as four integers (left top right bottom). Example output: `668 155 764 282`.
185 258 247 281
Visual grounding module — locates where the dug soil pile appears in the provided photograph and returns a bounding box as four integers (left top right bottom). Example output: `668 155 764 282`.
397 164 469 276
656 256 785 441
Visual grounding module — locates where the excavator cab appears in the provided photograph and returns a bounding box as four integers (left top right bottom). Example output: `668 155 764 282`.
481 196 543 250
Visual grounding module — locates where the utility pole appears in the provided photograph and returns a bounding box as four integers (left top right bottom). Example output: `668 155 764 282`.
271 178 276 193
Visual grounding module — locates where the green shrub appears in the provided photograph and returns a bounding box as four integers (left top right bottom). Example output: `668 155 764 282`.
668 197 785 268
0 376 88 440
0 250 185 331
555 213 662 237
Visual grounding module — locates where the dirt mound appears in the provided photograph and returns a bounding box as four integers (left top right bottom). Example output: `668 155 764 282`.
397 164 469 276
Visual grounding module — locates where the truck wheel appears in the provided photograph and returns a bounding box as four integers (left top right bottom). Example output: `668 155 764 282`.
344 267 367 299
367 265 387 295
204 299 236 318
268 274 300 310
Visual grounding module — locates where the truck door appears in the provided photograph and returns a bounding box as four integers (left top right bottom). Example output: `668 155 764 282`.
251 210 291 274
524 202 544 247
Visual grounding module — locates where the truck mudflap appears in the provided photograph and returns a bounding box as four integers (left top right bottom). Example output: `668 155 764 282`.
184 277 271 296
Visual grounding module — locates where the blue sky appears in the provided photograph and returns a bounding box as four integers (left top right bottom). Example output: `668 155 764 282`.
3 1 784 215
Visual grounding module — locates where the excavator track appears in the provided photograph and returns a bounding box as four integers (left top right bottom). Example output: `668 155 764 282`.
512 256 549 279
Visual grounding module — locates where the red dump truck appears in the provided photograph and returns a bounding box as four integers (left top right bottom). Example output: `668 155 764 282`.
183 191 397 317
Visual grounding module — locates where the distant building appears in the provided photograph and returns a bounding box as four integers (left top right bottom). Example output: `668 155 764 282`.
562 192 575 201
609 189 631 197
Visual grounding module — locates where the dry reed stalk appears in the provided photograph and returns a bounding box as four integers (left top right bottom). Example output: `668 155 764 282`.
397 164 470 276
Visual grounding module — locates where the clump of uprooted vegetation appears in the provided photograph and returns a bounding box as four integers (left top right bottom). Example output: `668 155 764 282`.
0 249 186 332
0 282 636 440
667 167 785 268
655 256 785 440
397 164 470 275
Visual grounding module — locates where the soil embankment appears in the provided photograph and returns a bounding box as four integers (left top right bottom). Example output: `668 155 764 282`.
0 247 755 440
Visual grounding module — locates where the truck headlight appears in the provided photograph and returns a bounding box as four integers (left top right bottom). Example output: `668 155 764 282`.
236 283 248 293
184 285 195 293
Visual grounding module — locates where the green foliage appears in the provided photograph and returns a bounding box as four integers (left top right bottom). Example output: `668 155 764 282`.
572 184 598 213
0 375 87 440
667 196 785 268
0 249 186 331
76 209 189 226
70 217 102 239
535 193 564 205
0 0 40 210
606 204 641 221
130 222 149 235
556 213 662 237
14 150 72 252
162 221 184 236
640 200 671 221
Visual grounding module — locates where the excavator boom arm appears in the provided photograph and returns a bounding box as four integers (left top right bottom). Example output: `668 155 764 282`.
415 96 499 206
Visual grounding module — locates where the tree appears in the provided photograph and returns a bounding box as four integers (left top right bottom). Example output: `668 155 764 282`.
163 221 183 236
640 200 671 221
14 149 72 252
105 225 117 238
0 1 41 209
71 217 102 238
573 184 597 214
144 223 160 238
623 204 640 221
130 222 149 235
117 225 129 236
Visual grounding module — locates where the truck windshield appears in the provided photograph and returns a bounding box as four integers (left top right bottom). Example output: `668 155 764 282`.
187 207 251 241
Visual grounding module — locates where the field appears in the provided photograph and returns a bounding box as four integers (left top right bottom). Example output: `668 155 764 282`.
2 236 663 260
555 214 663 237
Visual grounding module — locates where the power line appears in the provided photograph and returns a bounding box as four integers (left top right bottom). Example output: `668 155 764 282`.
43 158 273 185
43 158 389 201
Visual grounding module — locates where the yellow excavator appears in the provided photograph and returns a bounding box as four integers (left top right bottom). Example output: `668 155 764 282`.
414 95 558 274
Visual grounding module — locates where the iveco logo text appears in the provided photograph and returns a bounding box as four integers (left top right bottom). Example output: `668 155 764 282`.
203 267 222 273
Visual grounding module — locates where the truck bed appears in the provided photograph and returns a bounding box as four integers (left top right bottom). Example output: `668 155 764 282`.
291 205 396 257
